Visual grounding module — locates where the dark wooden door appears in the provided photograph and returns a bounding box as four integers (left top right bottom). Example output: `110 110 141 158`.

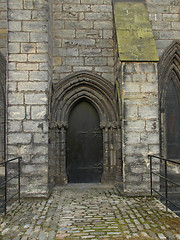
66 101 103 183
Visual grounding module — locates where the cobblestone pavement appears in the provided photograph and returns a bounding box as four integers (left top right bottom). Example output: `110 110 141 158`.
0 184 180 239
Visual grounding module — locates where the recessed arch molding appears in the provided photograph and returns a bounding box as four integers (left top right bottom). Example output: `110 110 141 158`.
158 41 180 159
49 72 122 185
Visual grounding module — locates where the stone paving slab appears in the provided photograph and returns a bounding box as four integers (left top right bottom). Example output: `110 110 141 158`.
0 184 180 239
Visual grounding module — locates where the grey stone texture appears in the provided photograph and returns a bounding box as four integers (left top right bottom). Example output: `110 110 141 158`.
0 0 178 197
52 0 114 83
146 0 180 56
7 0 50 197
121 62 159 194
0 0 7 57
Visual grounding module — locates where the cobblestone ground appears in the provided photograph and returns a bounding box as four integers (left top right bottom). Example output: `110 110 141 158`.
0 184 180 240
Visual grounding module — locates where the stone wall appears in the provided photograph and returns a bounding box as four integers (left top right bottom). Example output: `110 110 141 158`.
146 0 180 57
2 0 179 196
120 62 159 194
52 0 114 84
7 0 50 197
0 0 7 57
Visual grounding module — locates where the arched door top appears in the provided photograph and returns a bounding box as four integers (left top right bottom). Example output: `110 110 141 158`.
158 41 180 101
51 71 119 128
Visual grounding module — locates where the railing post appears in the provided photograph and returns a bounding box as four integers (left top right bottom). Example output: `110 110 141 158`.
149 155 153 197
165 160 168 211
18 157 21 204
4 161 7 215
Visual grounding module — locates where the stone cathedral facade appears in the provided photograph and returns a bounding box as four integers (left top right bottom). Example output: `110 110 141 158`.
0 0 179 197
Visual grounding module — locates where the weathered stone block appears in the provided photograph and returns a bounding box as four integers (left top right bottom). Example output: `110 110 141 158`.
22 21 48 32
62 39 95 47
8 106 25 120
122 63 138 73
28 54 48 62
141 132 159 144
76 29 101 39
9 54 28 63
37 43 48 53
124 120 145 132
40 63 48 70
31 155 48 164
81 0 103 4
17 63 38 71
30 32 48 42
34 133 48 144
9 10 31 20
23 121 47 133
124 132 141 144
139 63 157 73
25 93 48 105
79 48 101 57
123 82 140 93
9 21 21 31
94 21 113 30
31 106 47 119
139 106 158 119
124 104 138 119
8 121 22 132
124 144 148 155
163 13 179 21
21 43 36 53
145 120 158 132
73 66 92 72
140 83 158 92
30 71 48 81
8 92 23 105
18 82 48 92
9 71 28 81
32 10 48 20
8 133 31 144
103 30 113 39
63 4 90 12
85 57 107 66
132 73 146 82
8 43 20 53
85 13 112 21
172 22 180 30
8 0 23 9
91 5 112 13
159 31 180 40
8 82 16 92
146 73 158 82
64 57 84 66
64 20 93 29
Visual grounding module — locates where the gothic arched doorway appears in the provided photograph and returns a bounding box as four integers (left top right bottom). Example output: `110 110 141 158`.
50 72 121 186
159 41 180 160
67 100 103 183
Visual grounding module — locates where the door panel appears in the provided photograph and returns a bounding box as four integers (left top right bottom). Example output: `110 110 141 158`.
67 101 103 183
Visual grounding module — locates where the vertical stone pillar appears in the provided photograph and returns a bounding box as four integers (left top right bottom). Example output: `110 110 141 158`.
101 127 109 183
7 0 50 197
60 125 67 184
121 62 159 194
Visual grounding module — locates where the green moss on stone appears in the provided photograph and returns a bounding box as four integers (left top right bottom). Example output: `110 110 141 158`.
114 2 159 62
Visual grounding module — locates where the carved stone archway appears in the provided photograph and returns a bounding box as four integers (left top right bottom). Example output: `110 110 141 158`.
49 72 121 185
158 41 180 159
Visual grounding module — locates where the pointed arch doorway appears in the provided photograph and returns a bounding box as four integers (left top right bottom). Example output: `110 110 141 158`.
67 100 103 183
50 72 121 186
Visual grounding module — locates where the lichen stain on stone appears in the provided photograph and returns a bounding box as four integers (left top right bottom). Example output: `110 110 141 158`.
114 2 159 62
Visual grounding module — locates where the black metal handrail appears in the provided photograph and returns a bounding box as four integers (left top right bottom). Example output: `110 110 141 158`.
148 154 180 211
0 157 22 215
